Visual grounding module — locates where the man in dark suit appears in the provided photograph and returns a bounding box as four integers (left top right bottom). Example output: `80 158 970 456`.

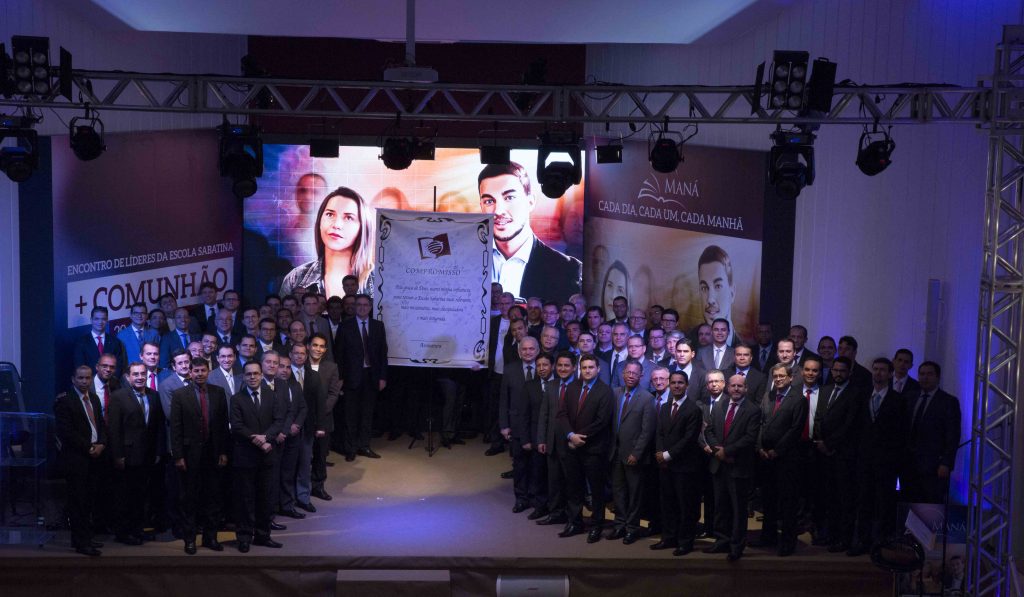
108 361 165 545
160 308 195 368
902 361 961 504
55 365 108 556
231 361 286 551
273 353 308 520
170 359 229 554
610 335 657 390
697 319 735 371
256 319 287 356
555 354 613 543
650 370 703 555
645 328 672 367
703 373 762 561
892 348 921 396
211 309 241 350
812 356 863 553
838 336 872 390
848 358 906 555
73 306 124 377
192 281 220 332
521 353 554 519
670 339 707 402
696 369 727 539
724 344 767 405
753 323 774 372
478 162 582 301
498 337 542 513
337 294 388 460
292 341 326 513
607 362 656 544
755 363 808 556
535 352 576 527
307 334 341 497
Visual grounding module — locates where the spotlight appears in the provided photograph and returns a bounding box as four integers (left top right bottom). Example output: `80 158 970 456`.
10 36 52 97
69 112 105 161
0 116 39 183
219 121 263 199
856 127 895 176
379 136 434 170
649 137 681 173
768 50 809 111
536 134 582 199
479 145 510 165
596 142 623 164
769 128 815 200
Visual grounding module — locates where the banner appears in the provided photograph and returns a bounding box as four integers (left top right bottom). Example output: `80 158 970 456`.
375 210 492 368
584 141 766 342
243 145 583 303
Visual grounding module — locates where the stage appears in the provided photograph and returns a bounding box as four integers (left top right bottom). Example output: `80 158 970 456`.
0 438 892 596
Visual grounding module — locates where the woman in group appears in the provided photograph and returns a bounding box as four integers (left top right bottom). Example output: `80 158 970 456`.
280 186 376 298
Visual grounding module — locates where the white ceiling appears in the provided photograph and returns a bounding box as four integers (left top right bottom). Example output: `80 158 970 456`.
86 0 802 44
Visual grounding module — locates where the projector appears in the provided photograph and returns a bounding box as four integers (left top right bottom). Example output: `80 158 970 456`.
383 65 439 83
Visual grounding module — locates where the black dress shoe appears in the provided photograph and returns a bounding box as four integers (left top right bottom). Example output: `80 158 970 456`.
184 541 197 555
586 528 603 544
703 543 730 554
623 532 639 545
237 542 250 553
202 537 224 552
311 488 333 501
606 527 626 540
117 535 142 546
141 531 157 542
270 521 287 531
537 514 567 526
485 446 505 456
325 461 335 467
297 502 317 513
441 436 452 448
500 470 514 479
279 509 306 519
345 453 355 462
357 448 381 459
727 551 743 562
649 540 677 551
527 508 549 521
512 502 529 513
254 537 283 548
558 523 584 538
75 546 101 556
672 545 693 556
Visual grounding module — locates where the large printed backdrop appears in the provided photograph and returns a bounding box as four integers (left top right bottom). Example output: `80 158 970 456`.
244 145 584 300
584 141 766 341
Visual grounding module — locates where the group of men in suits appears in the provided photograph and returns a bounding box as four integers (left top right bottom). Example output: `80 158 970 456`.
61 286 388 556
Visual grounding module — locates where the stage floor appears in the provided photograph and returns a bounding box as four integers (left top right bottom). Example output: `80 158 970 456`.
0 437 893 596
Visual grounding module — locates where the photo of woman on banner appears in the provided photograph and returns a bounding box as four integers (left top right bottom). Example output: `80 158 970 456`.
477 161 582 302
280 186 376 298
601 260 629 322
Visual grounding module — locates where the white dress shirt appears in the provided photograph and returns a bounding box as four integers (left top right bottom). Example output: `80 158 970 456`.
491 233 535 299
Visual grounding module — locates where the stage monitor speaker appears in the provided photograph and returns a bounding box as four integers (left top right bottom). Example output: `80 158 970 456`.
496 575 569 597
335 569 450 597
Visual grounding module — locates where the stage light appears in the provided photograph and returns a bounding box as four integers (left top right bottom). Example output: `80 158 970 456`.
856 127 895 176
596 142 622 164
69 111 105 161
0 116 39 183
768 128 815 200
413 140 435 161
309 138 339 158
479 145 510 165
219 121 263 199
10 36 51 96
536 134 582 199
649 137 681 173
768 50 809 111
380 137 415 170
805 58 837 114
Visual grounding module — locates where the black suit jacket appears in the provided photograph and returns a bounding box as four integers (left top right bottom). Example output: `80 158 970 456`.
522 377 550 446
55 389 108 458
756 385 808 458
169 383 229 463
813 383 863 458
192 304 219 333
280 376 309 435
555 379 613 454
654 397 703 472
230 383 286 468
108 387 164 467
904 388 961 474
337 318 388 387
704 398 761 477
73 332 124 375
499 360 534 441
537 377 571 448
857 386 905 468
518 236 582 302
724 366 767 405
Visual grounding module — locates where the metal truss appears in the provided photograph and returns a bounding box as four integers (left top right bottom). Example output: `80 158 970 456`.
0 69 991 125
968 35 1024 597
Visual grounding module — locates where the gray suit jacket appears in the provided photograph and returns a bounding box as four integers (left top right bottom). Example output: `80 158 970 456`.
698 345 735 372
208 367 242 399
609 386 656 464
610 358 656 392
158 373 188 452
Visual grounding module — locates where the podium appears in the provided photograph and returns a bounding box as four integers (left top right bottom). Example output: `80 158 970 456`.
0 412 53 547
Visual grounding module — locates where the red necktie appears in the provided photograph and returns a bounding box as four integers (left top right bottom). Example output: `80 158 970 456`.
619 391 632 426
671 401 679 419
102 383 110 418
576 385 590 414
772 392 785 415
802 388 812 440
199 386 209 441
82 394 98 431
96 335 104 354
559 383 567 409
361 321 371 366
149 372 157 391
723 401 738 439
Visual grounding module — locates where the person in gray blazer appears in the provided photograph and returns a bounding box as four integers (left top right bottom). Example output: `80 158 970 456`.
607 361 656 544
702 373 762 561
208 345 243 399
697 319 736 371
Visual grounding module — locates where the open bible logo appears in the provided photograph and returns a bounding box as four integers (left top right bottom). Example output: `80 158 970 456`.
418 233 451 259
